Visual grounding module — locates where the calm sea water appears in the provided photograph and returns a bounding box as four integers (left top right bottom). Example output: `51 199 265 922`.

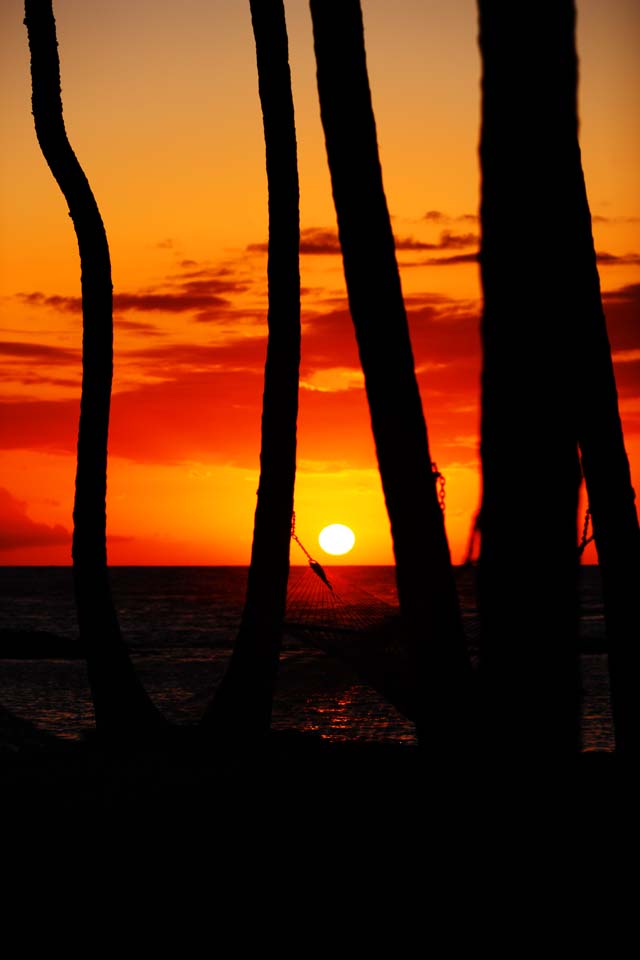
0 565 613 750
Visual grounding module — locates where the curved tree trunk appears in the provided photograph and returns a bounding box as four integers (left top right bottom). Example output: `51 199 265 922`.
478 2 594 756
25 0 163 740
202 0 300 742
310 0 473 754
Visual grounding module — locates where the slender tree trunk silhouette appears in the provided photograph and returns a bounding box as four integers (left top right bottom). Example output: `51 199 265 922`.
310 0 473 753
558 13 638 754
477 2 615 756
202 0 300 742
25 0 163 740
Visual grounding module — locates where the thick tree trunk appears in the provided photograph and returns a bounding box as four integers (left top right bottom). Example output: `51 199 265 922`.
202 0 300 741
478 2 588 756
310 0 473 753
25 0 163 739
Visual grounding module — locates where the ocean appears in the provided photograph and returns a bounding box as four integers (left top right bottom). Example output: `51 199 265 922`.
0 564 614 751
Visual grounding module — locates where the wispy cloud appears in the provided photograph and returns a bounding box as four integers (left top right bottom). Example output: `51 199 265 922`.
420 252 479 266
397 230 478 252
114 318 163 335
0 340 80 391
592 215 640 225
423 210 478 224
248 227 342 256
20 288 232 314
603 282 640 302
0 341 79 363
17 263 251 319
247 225 479 258
596 251 640 265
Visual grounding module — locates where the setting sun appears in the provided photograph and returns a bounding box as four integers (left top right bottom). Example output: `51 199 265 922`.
318 524 356 556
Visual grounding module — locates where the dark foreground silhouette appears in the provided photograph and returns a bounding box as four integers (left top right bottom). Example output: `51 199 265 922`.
478 0 639 757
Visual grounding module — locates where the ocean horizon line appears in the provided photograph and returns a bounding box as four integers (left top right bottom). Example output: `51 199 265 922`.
0 562 601 569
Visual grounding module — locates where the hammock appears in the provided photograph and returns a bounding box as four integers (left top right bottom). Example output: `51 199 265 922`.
284 563 420 721
284 552 481 724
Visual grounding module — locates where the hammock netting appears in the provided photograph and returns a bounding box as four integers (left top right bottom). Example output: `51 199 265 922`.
284 564 480 723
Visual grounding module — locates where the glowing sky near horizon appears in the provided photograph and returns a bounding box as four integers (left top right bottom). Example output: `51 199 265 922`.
0 0 638 565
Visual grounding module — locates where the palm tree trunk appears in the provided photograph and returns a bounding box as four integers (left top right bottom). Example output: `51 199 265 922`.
202 0 300 741
25 0 163 740
309 0 473 754
563 38 640 755
478 2 587 756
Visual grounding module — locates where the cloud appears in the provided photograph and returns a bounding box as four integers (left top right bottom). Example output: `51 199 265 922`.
423 211 478 224
0 341 79 363
299 292 480 380
612 349 640 364
0 486 70 551
419 252 479 266
602 283 640 302
301 367 365 393
248 227 342 256
395 236 437 250
437 231 478 249
596 251 640 266
115 291 232 311
114 318 163 335
396 231 477 252
121 339 267 376
18 292 81 312
248 226 479 258
592 215 640 225
0 287 483 468
300 229 342 255
17 264 250 318
405 248 639 268
423 210 446 223
0 340 80 390
20 290 231 313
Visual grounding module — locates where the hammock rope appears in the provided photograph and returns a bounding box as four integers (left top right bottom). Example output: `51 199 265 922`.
290 511 334 590
578 506 594 557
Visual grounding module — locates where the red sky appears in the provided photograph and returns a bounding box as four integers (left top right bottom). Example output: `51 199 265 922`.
1 0 639 564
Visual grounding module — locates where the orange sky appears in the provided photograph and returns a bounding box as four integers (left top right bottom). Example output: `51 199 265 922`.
1 0 639 565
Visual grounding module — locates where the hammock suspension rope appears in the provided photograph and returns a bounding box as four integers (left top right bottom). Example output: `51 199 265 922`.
291 510 334 591
291 463 445 594
578 506 594 557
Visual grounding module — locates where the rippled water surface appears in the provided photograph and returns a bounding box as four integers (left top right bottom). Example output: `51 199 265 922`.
0 565 613 749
